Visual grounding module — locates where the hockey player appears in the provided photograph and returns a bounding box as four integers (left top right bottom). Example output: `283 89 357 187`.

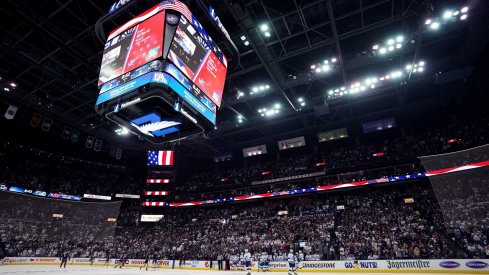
259 252 269 272
244 249 252 275
239 252 245 271
140 254 150 270
151 252 158 269
287 249 299 275
232 254 240 271
104 253 110 267
59 251 69 268
114 254 126 269
89 253 95 266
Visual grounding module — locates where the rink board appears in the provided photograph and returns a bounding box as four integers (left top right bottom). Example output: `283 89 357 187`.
3 258 489 274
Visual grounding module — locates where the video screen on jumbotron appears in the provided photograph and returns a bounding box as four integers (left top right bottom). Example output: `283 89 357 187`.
98 11 165 86
168 16 227 107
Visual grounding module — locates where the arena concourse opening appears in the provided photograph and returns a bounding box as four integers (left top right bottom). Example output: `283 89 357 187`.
1 0 489 275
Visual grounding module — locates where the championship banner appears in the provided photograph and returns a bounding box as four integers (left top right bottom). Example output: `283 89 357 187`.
70 130 79 143
4 104 18 120
61 127 71 139
41 118 52 131
86 136 94 148
94 139 103 152
30 113 43 128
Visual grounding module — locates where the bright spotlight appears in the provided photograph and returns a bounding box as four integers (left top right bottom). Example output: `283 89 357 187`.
300 102 306 106
244 41 250 46
310 65 316 69
396 35 404 42
10 83 17 87
298 97 304 102
265 85 270 89
274 103 280 109
443 10 453 19
418 67 424 72
259 86 265 91
396 44 402 49
4 87 10 92
240 35 246 41
461 7 469 13
425 19 432 25
323 60 329 64
379 48 387 54
315 68 322 73
419 61 425 66
388 45 395 51
331 58 337 63
460 14 468 20
406 64 412 70
252 87 259 92
260 24 269 31
430 22 440 30
322 65 330 71
387 39 394 45
264 32 271 37
372 45 379 50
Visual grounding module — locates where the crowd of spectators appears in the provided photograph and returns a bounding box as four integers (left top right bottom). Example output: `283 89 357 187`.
0 142 140 196
1 180 488 261
175 118 489 195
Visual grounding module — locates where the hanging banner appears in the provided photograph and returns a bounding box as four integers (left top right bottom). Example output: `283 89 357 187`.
4 105 18 120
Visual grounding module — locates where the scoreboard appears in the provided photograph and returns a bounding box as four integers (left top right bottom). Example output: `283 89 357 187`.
95 1 228 143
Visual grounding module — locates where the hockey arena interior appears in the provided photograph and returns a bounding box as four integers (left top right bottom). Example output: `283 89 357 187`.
1 0 489 274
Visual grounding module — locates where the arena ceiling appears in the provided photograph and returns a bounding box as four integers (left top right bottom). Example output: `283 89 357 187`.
1 0 488 155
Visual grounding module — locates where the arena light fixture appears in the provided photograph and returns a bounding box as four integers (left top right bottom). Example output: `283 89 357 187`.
237 115 243 123
310 57 339 74
115 127 129 135
240 35 250 46
259 103 281 117
430 22 440 30
327 60 427 100
10 83 17 87
260 24 269 31
426 6 470 31
372 35 406 56
250 84 270 95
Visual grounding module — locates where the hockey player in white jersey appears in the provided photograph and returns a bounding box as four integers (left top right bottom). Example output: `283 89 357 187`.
258 252 269 272
287 249 299 275
244 249 252 275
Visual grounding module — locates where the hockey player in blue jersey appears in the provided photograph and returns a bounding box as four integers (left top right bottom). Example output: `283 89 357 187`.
258 252 269 272
232 254 240 271
244 249 252 275
287 249 299 275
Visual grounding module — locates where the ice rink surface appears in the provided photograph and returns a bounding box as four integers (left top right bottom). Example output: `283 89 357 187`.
0 266 485 275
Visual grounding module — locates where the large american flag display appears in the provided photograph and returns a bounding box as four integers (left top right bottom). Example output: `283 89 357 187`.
147 150 174 166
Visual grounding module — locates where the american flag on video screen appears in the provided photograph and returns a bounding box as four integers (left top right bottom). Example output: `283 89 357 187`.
148 150 174 166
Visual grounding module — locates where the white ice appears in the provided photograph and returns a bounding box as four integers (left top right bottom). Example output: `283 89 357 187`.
0 266 480 275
